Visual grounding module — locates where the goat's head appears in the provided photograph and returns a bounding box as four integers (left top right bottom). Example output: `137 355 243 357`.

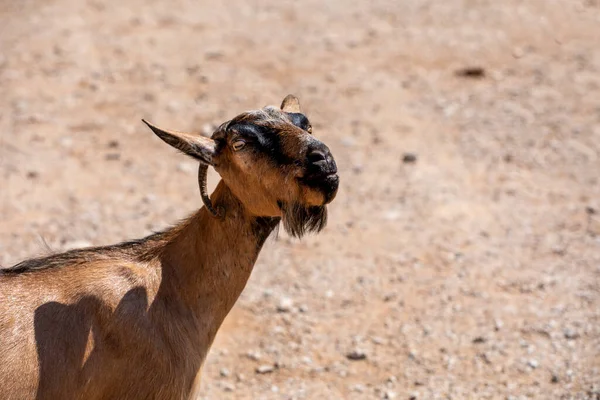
143 95 339 237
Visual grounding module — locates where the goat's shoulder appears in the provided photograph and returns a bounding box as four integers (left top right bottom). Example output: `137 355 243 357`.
1 249 164 316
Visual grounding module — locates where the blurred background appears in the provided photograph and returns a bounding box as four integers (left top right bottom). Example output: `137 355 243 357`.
1 0 599 398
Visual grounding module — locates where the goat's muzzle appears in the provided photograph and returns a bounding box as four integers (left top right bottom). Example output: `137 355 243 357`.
300 173 339 204
300 141 339 204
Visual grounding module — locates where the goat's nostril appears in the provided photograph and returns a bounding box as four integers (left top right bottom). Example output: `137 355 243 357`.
307 150 327 164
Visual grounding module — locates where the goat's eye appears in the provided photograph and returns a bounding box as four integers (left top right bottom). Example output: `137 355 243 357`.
232 140 246 151
307 125 313 134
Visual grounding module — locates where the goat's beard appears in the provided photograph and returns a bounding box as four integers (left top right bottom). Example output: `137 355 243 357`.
280 202 328 238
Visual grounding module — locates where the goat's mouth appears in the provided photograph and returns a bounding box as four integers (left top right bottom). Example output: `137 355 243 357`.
278 201 328 239
298 172 339 205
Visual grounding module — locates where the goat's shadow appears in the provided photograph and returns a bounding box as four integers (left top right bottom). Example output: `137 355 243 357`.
34 287 148 400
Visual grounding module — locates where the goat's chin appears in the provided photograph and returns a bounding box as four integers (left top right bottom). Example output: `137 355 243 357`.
280 202 328 238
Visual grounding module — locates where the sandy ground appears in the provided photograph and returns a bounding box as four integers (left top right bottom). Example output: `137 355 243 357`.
1 0 600 399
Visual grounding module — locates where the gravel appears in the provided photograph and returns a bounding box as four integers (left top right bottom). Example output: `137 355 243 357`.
2 1 599 399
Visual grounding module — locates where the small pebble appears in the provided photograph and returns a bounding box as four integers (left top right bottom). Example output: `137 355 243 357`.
105 152 120 161
455 67 486 78
246 350 261 361
402 153 418 164
371 336 385 345
350 384 365 393
383 293 396 302
220 368 230 377
205 51 224 60
527 359 539 369
276 297 293 313
352 164 364 174
272 325 285 334
383 390 397 399
494 320 504 331
346 349 367 361
513 47 525 58
256 364 275 374
26 171 39 179
563 328 580 339
141 194 157 204
221 382 235 392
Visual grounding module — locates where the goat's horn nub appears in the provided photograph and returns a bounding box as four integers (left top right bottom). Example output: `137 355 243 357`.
198 163 221 218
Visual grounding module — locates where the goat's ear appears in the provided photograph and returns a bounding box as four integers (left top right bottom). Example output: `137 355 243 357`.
281 94 301 113
142 119 216 165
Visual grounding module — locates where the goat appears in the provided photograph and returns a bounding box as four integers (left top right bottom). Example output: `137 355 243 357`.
0 95 339 400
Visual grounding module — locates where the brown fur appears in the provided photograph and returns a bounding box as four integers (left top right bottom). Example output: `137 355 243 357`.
0 96 338 400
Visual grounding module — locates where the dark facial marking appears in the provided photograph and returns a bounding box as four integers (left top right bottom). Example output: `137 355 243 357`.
228 122 295 166
286 112 311 132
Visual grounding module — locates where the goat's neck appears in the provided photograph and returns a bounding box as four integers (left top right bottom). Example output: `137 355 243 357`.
158 180 279 327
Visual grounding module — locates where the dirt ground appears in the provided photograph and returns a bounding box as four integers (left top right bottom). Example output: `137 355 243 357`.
1 0 599 399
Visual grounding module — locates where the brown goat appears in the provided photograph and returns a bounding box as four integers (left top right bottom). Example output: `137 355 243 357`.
0 95 339 400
